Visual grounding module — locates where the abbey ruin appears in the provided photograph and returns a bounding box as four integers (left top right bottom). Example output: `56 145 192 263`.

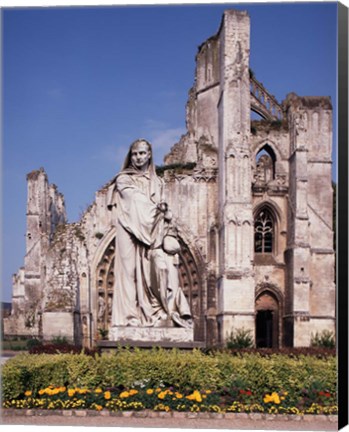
4 10 335 348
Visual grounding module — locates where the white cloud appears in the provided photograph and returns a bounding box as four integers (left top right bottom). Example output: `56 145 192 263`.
90 121 186 168
141 119 186 165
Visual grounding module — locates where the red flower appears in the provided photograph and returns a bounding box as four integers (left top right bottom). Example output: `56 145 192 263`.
325 392 331 398
239 389 252 396
319 391 325 396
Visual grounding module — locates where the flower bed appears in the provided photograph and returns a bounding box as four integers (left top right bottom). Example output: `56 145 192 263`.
3 385 337 416
2 348 337 415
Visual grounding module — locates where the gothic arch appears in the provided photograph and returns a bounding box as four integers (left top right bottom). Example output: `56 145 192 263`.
255 282 283 305
253 140 283 165
91 227 206 342
91 227 117 273
253 200 282 224
256 143 276 163
253 201 282 256
255 283 284 348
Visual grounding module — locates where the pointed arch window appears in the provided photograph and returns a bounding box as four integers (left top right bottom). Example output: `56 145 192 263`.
254 208 274 253
255 144 276 184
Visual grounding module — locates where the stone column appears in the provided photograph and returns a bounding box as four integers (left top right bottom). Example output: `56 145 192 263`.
217 10 255 344
23 168 50 337
285 95 335 346
285 96 312 346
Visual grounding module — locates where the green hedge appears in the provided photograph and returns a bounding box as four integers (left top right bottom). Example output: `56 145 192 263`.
2 348 336 405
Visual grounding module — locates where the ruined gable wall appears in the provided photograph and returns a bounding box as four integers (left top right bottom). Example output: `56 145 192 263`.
284 94 335 345
4 168 68 337
36 182 115 343
195 36 221 149
165 34 221 165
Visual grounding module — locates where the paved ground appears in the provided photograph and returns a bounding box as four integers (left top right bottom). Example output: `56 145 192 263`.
1 351 19 365
0 414 338 431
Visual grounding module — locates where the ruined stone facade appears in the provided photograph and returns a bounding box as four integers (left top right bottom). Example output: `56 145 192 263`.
4 10 335 348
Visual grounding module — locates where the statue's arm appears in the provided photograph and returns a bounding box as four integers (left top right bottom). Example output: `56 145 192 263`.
106 180 117 210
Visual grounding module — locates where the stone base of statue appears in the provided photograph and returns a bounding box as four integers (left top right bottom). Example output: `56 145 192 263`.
109 325 194 343
98 325 205 349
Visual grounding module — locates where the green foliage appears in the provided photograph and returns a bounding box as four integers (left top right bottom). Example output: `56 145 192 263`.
2 339 28 351
2 354 69 400
311 330 336 349
226 328 254 349
51 335 69 345
64 353 99 388
2 349 337 409
26 338 43 350
95 348 219 390
156 162 196 177
98 328 109 340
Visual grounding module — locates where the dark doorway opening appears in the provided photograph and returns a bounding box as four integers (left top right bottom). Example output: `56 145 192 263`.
256 310 273 348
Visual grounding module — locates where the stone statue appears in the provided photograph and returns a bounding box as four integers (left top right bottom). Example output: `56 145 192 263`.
107 139 193 329
97 294 106 322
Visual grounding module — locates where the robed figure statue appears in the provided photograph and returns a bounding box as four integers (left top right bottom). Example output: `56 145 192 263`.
107 139 193 329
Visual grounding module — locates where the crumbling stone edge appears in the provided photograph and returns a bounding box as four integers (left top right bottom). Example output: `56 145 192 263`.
1 409 338 422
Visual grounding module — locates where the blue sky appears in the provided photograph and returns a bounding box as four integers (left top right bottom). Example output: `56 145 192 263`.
2 2 338 302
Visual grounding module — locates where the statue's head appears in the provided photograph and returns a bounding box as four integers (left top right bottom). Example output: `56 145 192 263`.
123 139 154 172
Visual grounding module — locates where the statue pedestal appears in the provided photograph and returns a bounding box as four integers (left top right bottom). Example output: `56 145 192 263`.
109 325 194 344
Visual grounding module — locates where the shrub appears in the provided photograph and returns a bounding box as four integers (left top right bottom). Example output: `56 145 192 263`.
28 342 98 355
226 328 254 349
26 338 43 350
98 328 109 340
2 354 69 400
2 348 337 409
221 347 336 358
51 335 69 345
311 330 336 349
95 348 219 390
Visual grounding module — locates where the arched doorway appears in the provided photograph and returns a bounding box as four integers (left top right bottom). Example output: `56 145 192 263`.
94 235 204 341
255 289 280 348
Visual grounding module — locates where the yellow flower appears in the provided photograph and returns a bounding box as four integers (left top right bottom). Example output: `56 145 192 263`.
95 388 103 394
155 388 161 393
129 389 138 396
25 391 32 397
104 391 111 400
146 389 154 395
264 394 271 403
68 389 76 397
186 390 202 403
175 392 183 399
272 392 281 404
119 391 129 398
263 392 281 404
193 390 202 403
94 404 103 411
157 391 167 400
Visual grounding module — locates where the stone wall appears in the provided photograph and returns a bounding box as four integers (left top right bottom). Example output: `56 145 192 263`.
4 9 335 348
